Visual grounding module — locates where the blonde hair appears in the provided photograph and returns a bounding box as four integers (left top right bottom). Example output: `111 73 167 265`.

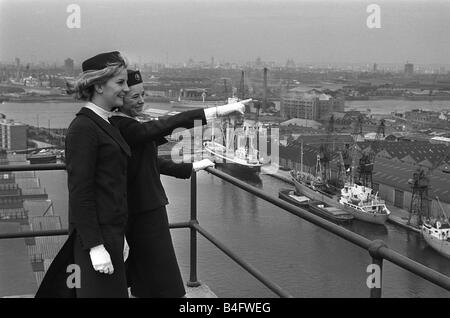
66 57 128 101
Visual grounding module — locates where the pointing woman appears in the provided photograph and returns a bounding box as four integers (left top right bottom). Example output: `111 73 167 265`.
109 69 250 297
36 51 131 298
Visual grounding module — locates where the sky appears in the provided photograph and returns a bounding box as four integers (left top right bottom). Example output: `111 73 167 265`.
0 0 449 66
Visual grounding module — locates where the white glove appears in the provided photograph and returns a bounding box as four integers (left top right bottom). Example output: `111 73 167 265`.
204 99 251 121
123 237 129 262
192 159 215 172
89 244 114 275
217 98 252 116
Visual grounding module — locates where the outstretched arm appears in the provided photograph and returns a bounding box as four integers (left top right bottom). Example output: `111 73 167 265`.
110 99 250 146
110 108 207 146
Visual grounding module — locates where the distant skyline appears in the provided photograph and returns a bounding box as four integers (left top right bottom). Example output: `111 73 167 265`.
1 0 449 66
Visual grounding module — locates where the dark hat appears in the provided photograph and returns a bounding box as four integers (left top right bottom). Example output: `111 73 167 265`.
82 51 125 72
127 69 143 87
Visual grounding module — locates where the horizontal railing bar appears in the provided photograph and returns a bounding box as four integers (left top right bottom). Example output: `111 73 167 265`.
378 247 450 291
169 221 191 229
0 164 66 172
0 222 191 240
0 229 68 239
193 223 293 298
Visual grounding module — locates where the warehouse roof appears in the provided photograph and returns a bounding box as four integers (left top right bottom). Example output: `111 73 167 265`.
358 141 449 167
373 157 450 204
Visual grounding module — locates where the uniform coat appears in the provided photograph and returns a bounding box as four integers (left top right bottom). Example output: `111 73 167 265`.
36 107 131 298
109 108 206 297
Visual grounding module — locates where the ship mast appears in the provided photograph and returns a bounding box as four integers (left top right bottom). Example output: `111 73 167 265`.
436 196 449 221
301 140 304 175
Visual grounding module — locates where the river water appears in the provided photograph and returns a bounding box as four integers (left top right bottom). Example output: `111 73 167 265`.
1 100 449 297
1 99 450 128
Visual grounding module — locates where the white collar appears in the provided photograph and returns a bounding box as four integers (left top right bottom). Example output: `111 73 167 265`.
83 102 112 124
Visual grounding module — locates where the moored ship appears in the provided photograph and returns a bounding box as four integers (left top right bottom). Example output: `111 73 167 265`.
338 182 390 225
203 140 263 174
290 170 391 225
421 220 450 259
289 137 390 225
27 150 57 164
421 198 450 258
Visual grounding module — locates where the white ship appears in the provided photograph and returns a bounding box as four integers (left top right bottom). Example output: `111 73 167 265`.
202 97 265 173
338 182 390 225
421 198 450 258
421 220 450 259
203 140 263 173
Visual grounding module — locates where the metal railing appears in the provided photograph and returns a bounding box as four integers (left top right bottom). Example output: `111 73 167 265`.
0 163 449 298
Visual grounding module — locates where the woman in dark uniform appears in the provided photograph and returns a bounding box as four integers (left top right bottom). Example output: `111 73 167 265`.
36 51 132 298
109 69 249 297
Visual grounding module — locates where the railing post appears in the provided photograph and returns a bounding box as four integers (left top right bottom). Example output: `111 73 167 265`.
368 240 387 298
187 171 201 287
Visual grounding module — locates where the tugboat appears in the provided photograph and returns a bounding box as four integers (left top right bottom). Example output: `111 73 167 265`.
421 197 450 258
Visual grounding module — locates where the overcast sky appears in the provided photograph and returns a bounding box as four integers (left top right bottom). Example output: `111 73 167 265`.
0 0 449 66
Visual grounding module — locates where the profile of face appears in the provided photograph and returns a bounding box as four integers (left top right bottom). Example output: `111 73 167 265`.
122 83 145 117
96 67 129 109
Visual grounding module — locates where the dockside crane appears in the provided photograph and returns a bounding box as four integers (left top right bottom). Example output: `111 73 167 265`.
408 168 430 226
223 78 229 101
352 114 364 142
336 150 348 187
357 151 374 188
319 115 334 182
239 70 245 100
408 146 450 226
356 119 384 188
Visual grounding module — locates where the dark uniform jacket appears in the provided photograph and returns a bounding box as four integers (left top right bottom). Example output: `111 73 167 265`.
35 107 131 297
67 107 131 248
109 108 206 214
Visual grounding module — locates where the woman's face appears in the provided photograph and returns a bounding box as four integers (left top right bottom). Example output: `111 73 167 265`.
99 68 129 109
122 83 145 117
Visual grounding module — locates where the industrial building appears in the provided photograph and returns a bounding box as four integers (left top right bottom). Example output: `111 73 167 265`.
280 88 344 121
372 157 450 219
0 119 27 151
